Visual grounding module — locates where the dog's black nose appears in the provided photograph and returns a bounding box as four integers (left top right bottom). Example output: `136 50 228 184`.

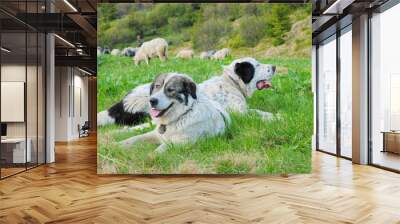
150 98 158 107
272 65 276 73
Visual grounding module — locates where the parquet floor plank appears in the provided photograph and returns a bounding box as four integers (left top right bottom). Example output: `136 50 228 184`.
0 135 399 223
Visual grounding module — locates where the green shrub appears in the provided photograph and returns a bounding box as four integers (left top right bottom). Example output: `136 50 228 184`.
149 4 195 30
272 38 285 46
228 34 244 48
98 4 118 22
202 4 241 21
192 18 231 50
241 4 263 16
238 16 266 47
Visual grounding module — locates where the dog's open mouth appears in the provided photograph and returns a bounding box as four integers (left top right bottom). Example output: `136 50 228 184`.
150 103 174 118
256 80 271 90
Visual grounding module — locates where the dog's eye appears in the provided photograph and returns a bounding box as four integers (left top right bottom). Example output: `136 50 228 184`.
167 88 174 92
155 84 161 88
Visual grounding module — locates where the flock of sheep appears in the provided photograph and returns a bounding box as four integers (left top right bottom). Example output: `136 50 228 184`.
98 37 231 65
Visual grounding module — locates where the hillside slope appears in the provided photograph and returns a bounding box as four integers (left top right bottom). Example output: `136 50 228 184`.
98 4 311 58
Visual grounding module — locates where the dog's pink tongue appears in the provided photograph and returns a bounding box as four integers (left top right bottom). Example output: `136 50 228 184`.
257 81 271 90
150 108 161 118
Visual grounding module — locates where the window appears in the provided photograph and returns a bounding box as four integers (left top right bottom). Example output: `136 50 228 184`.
0 3 47 179
370 3 400 171
339 27 352 158
318 35 337 154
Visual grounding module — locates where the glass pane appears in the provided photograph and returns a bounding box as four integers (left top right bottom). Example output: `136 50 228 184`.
371 4 400 171
0 0 46 178
340 28 352 158
27 31 38 169
1 31 27 177
318 36 337 154
38 33 45 165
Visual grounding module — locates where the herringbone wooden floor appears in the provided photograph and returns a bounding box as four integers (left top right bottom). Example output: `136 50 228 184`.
1 135 399 224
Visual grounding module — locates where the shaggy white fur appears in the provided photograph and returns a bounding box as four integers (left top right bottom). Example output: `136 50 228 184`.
97 110 115 126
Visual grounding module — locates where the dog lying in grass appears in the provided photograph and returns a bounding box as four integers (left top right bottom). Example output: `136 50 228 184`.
97 57 277 127
201 57 276 120
119 73 230 153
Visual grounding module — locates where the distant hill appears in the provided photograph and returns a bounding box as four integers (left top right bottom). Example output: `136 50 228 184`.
98 3 311 58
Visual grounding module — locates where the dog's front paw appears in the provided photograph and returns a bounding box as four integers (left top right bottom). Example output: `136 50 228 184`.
119 137 137 146
132 123 151 131
260 112 274 121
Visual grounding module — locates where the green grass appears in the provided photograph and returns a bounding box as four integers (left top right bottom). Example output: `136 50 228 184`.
97 55 312 174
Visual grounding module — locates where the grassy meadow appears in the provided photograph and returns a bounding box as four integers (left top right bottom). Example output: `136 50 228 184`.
97 55 313 174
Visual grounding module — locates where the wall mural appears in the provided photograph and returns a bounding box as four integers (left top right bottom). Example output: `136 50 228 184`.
97 3 312 174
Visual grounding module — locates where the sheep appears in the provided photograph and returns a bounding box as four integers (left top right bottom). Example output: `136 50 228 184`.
212 48 231 60
176 49 194 59
121 47 137 57
134 38 168 65
97 47 103 56
103 47 111 54
199 50 215 59
111 49 121 56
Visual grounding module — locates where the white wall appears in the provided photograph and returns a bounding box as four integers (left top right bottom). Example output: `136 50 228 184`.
1 65 26 141
74 73 89 134
54 67 89 141
55 67 69 141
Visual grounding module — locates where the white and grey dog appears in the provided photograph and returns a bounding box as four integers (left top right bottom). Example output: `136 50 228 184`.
97 57 276 128
200 57 276 120
118 73 230 153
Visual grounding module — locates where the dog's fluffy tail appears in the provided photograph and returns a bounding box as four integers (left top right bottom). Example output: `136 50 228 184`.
97 83 151 127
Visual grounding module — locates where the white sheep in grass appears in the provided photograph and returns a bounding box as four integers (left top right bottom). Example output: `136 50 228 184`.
134 38 168 65
121 47 137 57
212 48 231 60
111 49 121 56
199 50 215 59
176 49 194 59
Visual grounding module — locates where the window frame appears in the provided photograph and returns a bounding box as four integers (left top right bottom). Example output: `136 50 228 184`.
315 21 353 160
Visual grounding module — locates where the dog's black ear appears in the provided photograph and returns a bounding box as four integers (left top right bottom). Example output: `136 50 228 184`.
184 79 197 100
234 62 255 84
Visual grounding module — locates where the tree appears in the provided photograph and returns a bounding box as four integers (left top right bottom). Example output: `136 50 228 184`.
238 16 266 47
98 4 118 23
265 5 292 46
